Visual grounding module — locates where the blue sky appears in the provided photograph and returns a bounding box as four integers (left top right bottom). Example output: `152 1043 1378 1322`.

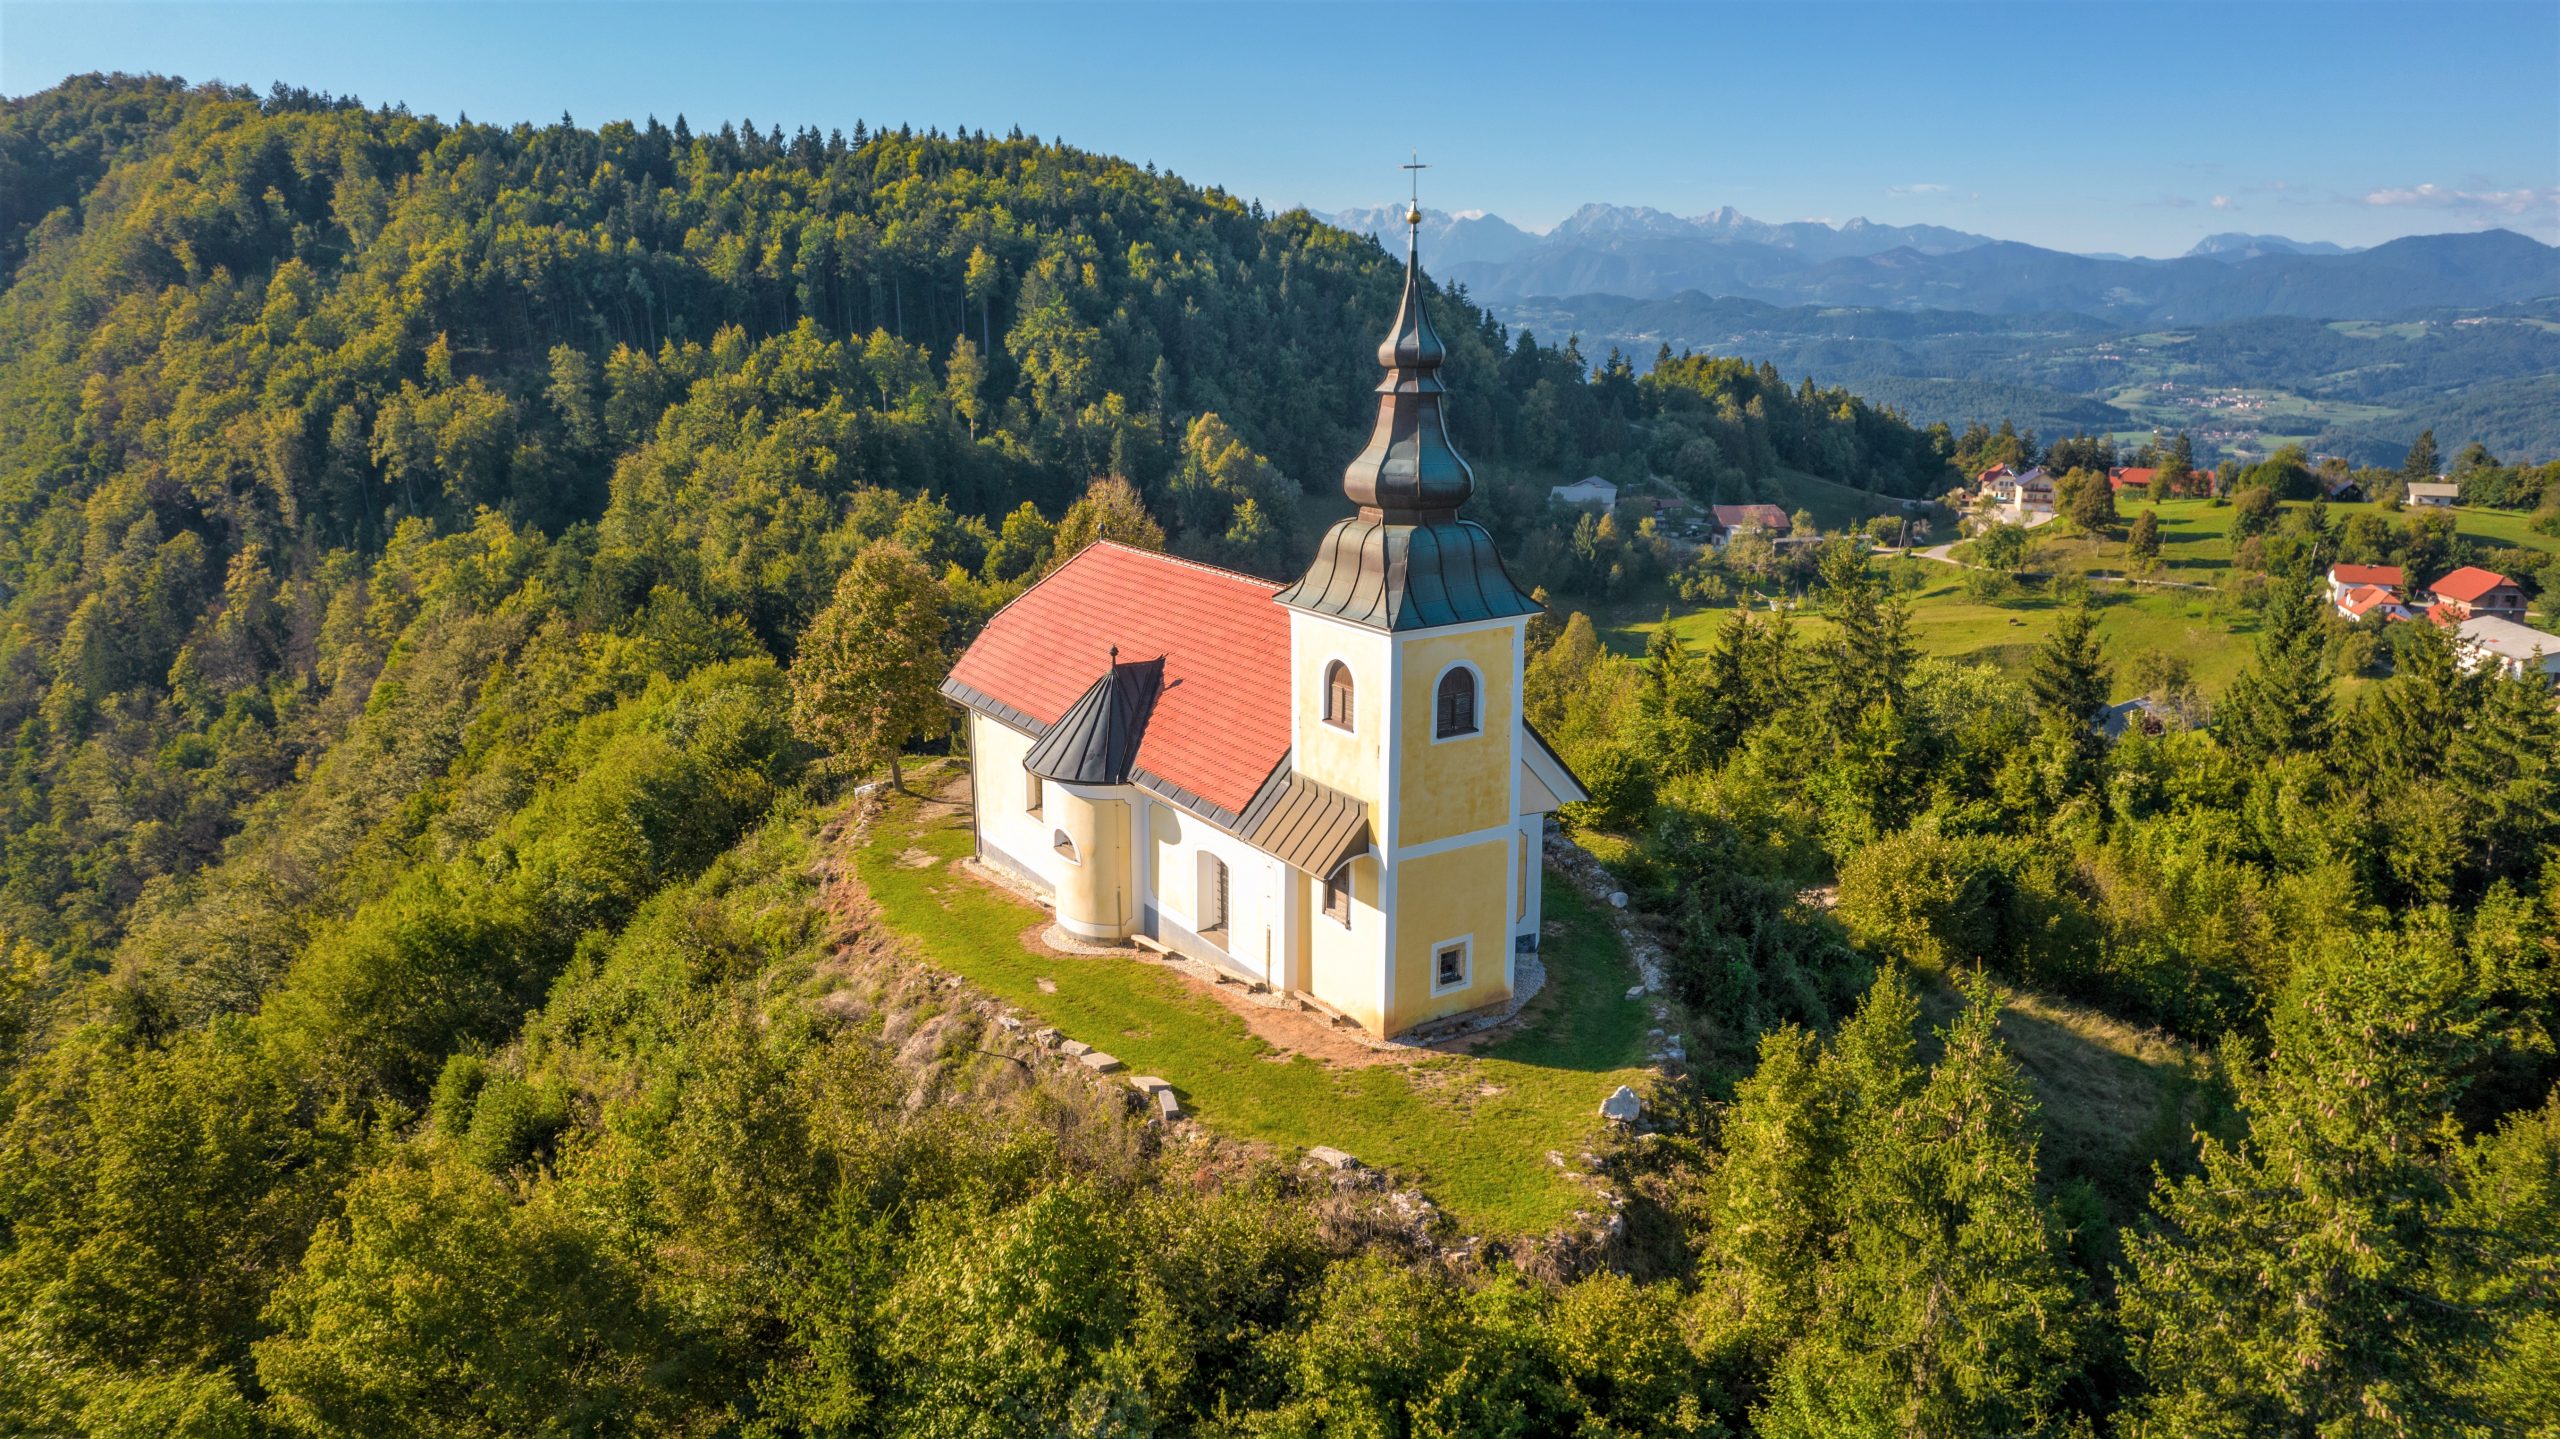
5 1 2553 255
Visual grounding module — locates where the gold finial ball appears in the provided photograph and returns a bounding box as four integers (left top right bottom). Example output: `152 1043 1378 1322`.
1406 207 1422 226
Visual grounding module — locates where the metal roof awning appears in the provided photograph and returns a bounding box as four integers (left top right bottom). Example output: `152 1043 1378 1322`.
1238 766 1371 878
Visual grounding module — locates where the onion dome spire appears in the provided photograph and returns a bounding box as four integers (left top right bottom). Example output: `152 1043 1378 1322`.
1339 191 1473 522
1273 161 1538 633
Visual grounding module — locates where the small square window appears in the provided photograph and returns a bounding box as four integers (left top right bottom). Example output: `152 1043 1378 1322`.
1026 773 1044 815
1433 940 1470 993
1323 866 1351 925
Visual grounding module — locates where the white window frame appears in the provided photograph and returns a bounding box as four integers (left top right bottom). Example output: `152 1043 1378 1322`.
1052 828 1079 864
1430 935 1473 995
1430 661 1484 743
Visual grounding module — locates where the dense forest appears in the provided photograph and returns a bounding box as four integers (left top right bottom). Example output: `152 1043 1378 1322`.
0 73 2552 1438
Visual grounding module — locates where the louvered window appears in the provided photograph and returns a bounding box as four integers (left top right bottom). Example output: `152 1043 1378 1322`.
1323 661 1354 730
1435 668 1478 738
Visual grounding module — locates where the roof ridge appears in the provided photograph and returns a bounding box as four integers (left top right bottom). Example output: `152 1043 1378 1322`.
1087 538 1284 594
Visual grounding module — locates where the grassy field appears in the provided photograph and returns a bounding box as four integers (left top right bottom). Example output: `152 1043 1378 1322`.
856 776 1656 1237
1753 466 1914 531
1625 575 2267 698
1914 977 2209 1229
1607 497 2556 698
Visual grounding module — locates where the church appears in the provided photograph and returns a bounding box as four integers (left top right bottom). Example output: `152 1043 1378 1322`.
941 213 1585 1039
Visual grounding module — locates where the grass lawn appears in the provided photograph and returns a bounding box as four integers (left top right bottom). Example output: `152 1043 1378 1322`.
1603 495 2556 697
855 775 1656 1237
1622 575 2266 698
1757 465 1911 532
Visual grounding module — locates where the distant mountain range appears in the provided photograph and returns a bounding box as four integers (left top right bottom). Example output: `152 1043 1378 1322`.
2185 232 2357 261
1310 202 2560 463
1314 203 2556 326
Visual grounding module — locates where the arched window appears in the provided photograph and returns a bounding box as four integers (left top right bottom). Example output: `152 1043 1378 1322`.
1435 666 1478 739
1323 661 1355 730
1053 828 1079 863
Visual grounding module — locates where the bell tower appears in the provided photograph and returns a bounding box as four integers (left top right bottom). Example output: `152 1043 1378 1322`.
1274 177 1541 1035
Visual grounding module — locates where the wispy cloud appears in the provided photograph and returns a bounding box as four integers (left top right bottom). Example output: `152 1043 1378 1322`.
2364 183 2555 215
2210 195 2235 211
1887 183 1949 197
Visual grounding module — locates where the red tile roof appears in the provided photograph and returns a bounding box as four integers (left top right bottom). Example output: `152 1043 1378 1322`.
2329 563 2405 590
2430 567 2517 604
2341 585 2408 620
1712 503 1791 532
2110 467 2156 490
946 542 1291 816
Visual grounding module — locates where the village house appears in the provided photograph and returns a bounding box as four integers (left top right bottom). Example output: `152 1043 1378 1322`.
1973 463 2015 499
1709 503 1791 548
2000 466 2056 513
2334 560 2406 604
2107 466 2155 495
1548 475 1617 510
2451 615 2560 686
2338 586 2416 623
2425 566 2527 624
940 221 1587 1040
2406 481 2460 508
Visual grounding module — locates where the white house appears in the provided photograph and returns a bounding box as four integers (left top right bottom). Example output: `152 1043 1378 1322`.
1549 476 1618 510
2452 615 2560 685
2406 482 2459 508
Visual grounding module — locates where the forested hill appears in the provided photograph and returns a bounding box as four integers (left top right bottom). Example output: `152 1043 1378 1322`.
3 74 2554 1439
0 73 1951 968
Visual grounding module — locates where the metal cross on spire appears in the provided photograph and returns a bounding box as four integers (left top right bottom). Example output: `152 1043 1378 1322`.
1401 150 1429 230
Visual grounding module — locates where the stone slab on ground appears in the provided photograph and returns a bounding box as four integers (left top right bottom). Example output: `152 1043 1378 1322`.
1078 1050 1124 1073
1058 1039 1092 1057
1154 1089 1182 1120
1305 1145 1359 1171
1128 1074 1171 1097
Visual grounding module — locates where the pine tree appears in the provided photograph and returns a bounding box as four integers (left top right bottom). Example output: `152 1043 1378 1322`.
2024 600 2112 792
2217 573 2333 764
1741 974 2089 1438
2445 668 2560 890
2163 431 2196 493
2119 928 2505 1436
2403 427 2442 484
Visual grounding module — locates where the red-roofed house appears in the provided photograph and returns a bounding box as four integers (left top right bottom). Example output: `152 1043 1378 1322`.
2338 585 2414 623
1709 503 1792 547
940 236 1586 1039
2108 466 2155 493
2326 563 2406 608
2426 567 2526 623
